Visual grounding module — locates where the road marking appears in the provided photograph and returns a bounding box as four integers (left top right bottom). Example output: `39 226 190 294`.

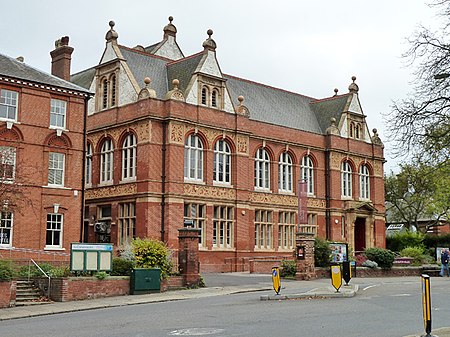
363 285 378 291
391 294 411 297
169 328 225 336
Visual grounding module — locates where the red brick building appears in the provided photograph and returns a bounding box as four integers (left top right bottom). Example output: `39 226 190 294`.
0 41 91 260
73 18 385 272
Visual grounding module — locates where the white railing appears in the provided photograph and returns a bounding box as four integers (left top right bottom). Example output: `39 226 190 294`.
29 258 51 297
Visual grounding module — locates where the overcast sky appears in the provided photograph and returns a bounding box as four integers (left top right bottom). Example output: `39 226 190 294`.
0 0 441 173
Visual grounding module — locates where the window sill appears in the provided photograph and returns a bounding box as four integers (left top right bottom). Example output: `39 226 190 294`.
0 245 12 249
99 181 114 187
43 185 70 190
44 247 65 251
341 196 353 200
184 179 205 185
358 198 371 202
213 182 233 188
49 126 68 136
211 246 234 251
278 190 294 195
120 177 136 183
254 188 271 193
254 248 275 251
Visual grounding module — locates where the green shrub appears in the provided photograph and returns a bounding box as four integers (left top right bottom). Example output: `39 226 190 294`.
280 260 297 278
423 234 450 250
365 247 395 269
0 260 15 281
95 271 108 280
400 246 426 266
132 238 173 279
111 257 134 276
314 237 331 267
48 266 70 278
386 231 424 252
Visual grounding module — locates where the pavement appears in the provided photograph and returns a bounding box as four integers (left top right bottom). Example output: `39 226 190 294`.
0 272 449 337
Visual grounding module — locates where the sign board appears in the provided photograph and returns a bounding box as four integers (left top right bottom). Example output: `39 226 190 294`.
271 266 281 294
331 265 342 292
330 242 348 263
421 274 432 336
70 243 113 272
296 246 305 260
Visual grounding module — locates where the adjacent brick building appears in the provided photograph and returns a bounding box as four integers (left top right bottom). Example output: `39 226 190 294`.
72 18 385 272
0 41 91 260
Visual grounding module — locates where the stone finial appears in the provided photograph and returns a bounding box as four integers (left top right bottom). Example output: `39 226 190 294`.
202 29 217 51
348 76 359 94
326 117 340 136
105 20 119 43
54 36 70 48
16 56 24 62
372 128 384 147
236 95 249 117
138 76 156 100
164 79 185 101
163 16 177 39
333 88 338 96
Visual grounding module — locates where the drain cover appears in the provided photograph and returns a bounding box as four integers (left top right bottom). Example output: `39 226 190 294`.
169 328 225 336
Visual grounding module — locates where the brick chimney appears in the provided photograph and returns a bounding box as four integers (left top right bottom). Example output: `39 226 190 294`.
50 36 73 81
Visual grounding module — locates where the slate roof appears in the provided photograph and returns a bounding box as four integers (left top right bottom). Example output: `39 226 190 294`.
310 94 350 133
167 52 204 93
225 75 323 134
70 45 353 135
0 53 91 95
119 46 169 97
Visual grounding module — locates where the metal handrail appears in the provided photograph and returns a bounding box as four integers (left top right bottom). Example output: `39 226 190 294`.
28 259 51 297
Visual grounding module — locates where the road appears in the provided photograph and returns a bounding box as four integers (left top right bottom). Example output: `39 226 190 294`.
1 275 449 337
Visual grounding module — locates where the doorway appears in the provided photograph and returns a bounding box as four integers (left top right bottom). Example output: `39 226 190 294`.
354 217 366 253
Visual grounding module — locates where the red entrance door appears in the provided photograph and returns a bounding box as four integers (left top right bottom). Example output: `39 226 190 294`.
354 218 366 253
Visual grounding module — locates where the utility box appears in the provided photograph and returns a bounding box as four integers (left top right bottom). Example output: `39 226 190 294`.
130 268 161 294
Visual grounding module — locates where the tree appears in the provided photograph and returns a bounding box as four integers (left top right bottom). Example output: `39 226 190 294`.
385 161 450 233
389 0 450 165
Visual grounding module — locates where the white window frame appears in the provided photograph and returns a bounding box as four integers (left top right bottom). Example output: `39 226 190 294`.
122 134 137 181
45 213 63 249
50 99 67 129
184 134 203 182
48 152 65 187
255 209 273 250
278 211 295 250
213 140 231 185
278 152 293 193
341 161 353 198
118 202 135 246
184 203 206 247
100 139 114 184
0 146 16 183
213 205 233 249
0 89 18 122
85 142 92 186
254 148 270 190
0 211 13 247
301 156 314 195
359 165 370 200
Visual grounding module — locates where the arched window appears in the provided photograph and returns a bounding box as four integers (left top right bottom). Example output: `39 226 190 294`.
102 78 108 109
214 139 231 184
278 152 292 192
255 148 270 190
359 165 370 200
201 87 208 105
85 142 92 185
341 161 352 198
184 134 203 181
349 122 354 138
111 75 117 107
301 156 314 195
355 123 361 139
122 134 137 181
212 89 218 107
100 138 114 183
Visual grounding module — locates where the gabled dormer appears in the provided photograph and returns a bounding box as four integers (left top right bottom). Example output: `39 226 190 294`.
146 16 184 61
168 30 234 113
87 21 140 114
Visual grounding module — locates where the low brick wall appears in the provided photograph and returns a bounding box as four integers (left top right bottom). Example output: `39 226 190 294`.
0 280 16 308
249 258 282 274
34 275 185 302
313 266 428 279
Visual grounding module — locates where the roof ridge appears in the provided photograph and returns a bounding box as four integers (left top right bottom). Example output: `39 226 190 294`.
118 44 173 62
310 93 350 103
166 51 203 66
223 73 316 100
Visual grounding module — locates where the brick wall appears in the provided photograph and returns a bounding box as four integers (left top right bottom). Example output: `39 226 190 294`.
0 280 16 308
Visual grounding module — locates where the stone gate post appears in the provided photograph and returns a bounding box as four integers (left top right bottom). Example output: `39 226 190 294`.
295 232 316 280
